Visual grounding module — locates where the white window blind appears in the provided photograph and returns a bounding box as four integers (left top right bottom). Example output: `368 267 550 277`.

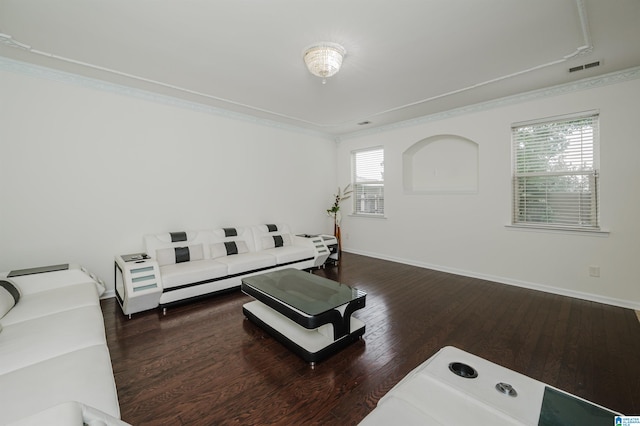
352 147 385 216
512 112 599 229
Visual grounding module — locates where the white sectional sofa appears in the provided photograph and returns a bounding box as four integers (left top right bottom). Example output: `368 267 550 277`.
359 346 620 425
116 224 330 316
0 264 128 426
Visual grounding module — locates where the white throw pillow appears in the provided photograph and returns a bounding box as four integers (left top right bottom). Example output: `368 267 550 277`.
210 242 228 259
262 236 275 249
235 240 249 254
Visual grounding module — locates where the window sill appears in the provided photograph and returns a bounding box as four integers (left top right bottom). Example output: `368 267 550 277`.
505 224 610 236
349 214 387 220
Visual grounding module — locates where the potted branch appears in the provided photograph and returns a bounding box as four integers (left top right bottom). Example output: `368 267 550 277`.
326 184 352 254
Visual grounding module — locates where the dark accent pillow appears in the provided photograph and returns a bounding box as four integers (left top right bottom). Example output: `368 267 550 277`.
224 241 239 255
174 246 190 263
266 224 278 232
223 228 238 237
170 231 188 242
0 279 20 304
273 235 284 248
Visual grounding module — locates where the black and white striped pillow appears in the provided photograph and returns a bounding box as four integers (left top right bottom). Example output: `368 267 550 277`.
210 241 249 259
156 244 204 266
262 234 291 249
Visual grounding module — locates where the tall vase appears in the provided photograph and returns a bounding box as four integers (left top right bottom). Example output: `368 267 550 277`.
334 220 342 256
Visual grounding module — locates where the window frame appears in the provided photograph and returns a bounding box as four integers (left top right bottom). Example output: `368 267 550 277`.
510 111 601 232
351 146 385 218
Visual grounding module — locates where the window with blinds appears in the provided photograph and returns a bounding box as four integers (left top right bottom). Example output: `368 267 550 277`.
352 147 385 216
512 112 599 230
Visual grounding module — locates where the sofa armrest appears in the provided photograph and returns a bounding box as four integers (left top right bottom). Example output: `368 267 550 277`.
82 402 132 426
2 264 105 297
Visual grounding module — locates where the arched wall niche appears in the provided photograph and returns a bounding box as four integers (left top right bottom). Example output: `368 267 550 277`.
403 134 479 193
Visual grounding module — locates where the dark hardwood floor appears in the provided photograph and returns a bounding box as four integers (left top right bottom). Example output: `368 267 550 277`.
102 253 640 425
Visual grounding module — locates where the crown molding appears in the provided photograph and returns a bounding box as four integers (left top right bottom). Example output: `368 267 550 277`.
338 66 640 141
2 55 639 144
0 55 334 141
0 0 624 142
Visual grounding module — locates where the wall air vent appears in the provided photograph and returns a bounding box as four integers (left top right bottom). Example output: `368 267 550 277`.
569 61 601 73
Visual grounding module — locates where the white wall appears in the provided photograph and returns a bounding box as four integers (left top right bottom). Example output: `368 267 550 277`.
0 67 337 293
337 76 640 309
2 62 639 308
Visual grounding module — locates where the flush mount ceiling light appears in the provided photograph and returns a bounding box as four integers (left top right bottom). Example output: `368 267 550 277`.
303 42 346 84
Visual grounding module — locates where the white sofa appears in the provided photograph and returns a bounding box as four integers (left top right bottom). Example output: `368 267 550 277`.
0 264 129 426
117 224 324 315
359 346 620 425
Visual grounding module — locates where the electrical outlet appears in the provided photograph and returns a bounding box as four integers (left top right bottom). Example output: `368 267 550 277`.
589 265 600 278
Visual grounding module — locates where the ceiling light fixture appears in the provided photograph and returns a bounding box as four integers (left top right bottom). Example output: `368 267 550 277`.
303 42 346 84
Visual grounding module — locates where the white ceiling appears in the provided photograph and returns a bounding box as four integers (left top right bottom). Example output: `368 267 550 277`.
1 0 639 137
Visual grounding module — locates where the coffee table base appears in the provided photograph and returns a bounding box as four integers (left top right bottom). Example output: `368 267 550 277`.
243 300 365 364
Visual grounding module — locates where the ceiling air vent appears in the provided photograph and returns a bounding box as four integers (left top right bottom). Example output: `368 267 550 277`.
569 61 601 73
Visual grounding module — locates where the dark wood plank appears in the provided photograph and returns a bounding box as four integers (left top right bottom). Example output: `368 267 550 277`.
101 253 640 425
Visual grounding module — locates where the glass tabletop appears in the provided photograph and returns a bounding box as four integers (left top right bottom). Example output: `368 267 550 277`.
242 268 365 316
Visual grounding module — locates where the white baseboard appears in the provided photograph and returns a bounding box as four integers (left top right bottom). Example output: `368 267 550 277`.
344 249 640 311
101 289 116 300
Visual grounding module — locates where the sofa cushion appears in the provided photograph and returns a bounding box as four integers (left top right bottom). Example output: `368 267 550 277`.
223 227 238 237
0 279 20 319
0 282 99 326
6 401 132 426
261 245 316 265
169 231 188 242
215 252 276 275
145 230 213 263
0 345 121 425
252 223 293 250
6 401 85 426
212 227 258 252
0 305 107 375
155 231 197 243
159 259 228 289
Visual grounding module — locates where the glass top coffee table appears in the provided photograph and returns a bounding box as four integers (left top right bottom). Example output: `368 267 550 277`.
241 268 366 365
